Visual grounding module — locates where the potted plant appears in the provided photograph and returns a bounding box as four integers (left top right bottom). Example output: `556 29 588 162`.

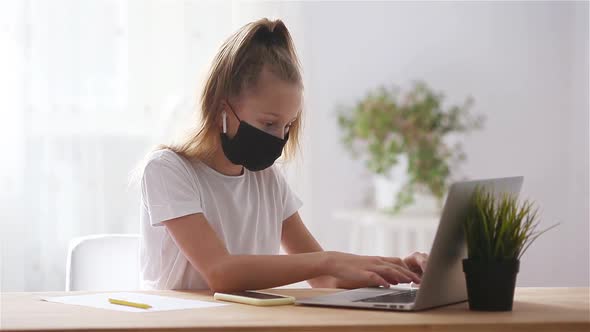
462 186 559 311
337 81 484 214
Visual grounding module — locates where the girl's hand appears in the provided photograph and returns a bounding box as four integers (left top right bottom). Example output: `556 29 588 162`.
323 251 422 289
402 251 429 282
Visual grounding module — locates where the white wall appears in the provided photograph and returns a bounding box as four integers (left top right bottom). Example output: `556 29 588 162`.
298 1 588 287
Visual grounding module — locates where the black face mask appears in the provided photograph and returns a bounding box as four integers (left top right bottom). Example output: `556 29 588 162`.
220 103 289 172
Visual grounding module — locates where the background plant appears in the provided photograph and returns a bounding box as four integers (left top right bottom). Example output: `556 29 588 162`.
464 186 559 260
337 81 484 213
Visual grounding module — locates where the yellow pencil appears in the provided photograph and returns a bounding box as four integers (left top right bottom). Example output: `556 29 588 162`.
108 298 152 309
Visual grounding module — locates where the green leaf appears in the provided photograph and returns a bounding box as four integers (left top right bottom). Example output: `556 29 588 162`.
463 186 559 260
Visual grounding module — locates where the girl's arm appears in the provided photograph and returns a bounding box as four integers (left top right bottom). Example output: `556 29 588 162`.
163 212 420 292
280 212 405 289
280 212 339 288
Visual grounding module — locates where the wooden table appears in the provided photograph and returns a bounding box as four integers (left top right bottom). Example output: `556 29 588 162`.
2 287 589 331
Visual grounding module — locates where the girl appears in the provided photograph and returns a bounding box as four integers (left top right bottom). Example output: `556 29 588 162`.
139 18 429 292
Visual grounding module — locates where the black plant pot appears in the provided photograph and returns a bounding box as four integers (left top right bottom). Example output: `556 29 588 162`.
462 259 519 311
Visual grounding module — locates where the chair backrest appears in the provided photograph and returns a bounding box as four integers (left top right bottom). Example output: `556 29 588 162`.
65 234 140 291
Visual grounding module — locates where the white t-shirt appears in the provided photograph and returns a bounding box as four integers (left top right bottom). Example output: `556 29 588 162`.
139 149 302 290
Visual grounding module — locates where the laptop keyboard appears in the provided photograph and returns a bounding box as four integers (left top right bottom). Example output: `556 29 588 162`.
355 289 418 303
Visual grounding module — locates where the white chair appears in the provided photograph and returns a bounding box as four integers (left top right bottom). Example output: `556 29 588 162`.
65 234 141 291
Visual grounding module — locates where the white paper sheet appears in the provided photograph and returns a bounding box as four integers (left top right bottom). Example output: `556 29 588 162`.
40 292 229 312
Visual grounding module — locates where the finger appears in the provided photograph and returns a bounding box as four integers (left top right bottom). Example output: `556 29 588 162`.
402 257 425 276
383 259 421 281
364 271 391 288
390 258 423 282
368 266 407 284
391 265 422 283
370 266 420 284
413 261 426 275
417 253 429 271
403 256 421 272
405 252 428 273
419 257 428 272
408 251 428 260
381 256 411 270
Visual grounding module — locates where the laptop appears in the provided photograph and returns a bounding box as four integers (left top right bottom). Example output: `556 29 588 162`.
296 176 524 311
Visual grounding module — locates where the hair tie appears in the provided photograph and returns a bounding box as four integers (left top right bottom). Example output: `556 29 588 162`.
256 27 281 46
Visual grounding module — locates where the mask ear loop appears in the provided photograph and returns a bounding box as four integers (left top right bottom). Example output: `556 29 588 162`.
226 101 241 121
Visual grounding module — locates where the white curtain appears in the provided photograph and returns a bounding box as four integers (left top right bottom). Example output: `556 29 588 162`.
0 0 307 292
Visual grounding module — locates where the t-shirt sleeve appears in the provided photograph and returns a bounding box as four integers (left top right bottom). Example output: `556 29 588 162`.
273 166 303 222
141 151 203 227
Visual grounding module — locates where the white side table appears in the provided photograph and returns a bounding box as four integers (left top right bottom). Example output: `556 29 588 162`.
332 209 440 258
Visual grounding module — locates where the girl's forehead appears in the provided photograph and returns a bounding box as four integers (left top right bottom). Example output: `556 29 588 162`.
240 77 302 119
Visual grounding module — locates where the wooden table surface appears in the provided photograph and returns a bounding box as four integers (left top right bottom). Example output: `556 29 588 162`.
2 287 589 332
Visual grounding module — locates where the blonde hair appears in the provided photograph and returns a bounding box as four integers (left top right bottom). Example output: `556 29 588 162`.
161 18 303 162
